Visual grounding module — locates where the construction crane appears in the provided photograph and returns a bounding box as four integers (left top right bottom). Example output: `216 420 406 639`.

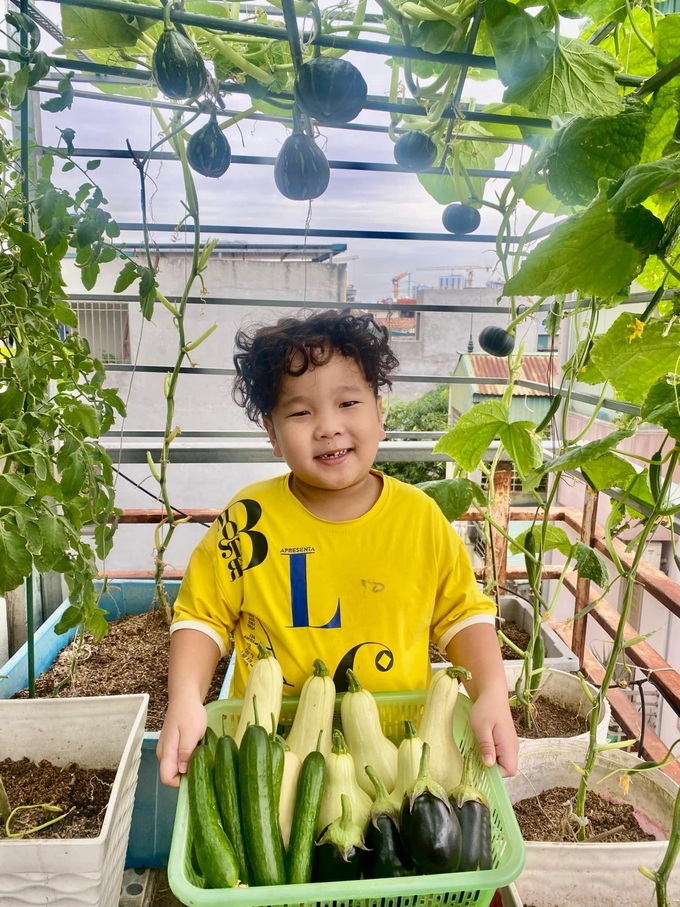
392 272 410 298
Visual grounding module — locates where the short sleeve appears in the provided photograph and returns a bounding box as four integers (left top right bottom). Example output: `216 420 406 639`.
170 520 242 656
429 512 497 652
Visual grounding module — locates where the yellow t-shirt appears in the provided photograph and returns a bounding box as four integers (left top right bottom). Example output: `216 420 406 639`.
171 471 496 696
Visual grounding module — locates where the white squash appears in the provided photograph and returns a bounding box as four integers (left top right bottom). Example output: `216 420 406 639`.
234 643 284 746
285 658 336 761
317 729 372 835
340 669 398 796
278 748 303 849
417 665 469 793
389 719 424 810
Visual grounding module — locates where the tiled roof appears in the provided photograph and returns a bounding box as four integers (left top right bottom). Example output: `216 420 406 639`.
376 317 416 333
469 353 556 397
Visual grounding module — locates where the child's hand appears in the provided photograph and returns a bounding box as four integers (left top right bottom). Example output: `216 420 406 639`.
157 696 208 787
467 691 518 777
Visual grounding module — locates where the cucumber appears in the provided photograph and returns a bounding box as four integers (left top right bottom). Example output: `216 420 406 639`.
187 743 239 889
270 733 286 806
286 749 326 884
214 734 251 886
239 723 286 886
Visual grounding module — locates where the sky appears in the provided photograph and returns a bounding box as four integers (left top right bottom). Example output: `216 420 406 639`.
25 1 557 303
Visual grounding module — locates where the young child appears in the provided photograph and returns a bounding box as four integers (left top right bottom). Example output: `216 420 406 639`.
157 310 518 787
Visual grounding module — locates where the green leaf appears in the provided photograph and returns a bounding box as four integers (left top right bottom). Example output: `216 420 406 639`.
54 603 84 635
0 474 33 506
640 378 680 439
510 524 572 556
60 6 142 49
538 429 636 474
64 400 101 438
113 260 138 293
59 447 88 496
139 267 157 320
418 120 506 206
484 0 556 88
538 100 649 207
580 452 637 491
60 127 76 155
573 541 609 586
81 261 100 291
590 314 680 404
85 159 101 171
41 73 74 113
503 185 656 299
435 401 508 471
33 511 70 573
416 478 476 521
498 420 543 478
640 84 678 166
9 66 31 109
435 401 542 475
0 522 32 594
504 39 622 118
607 153 680 213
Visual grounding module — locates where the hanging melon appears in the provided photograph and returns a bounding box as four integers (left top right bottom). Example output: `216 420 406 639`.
394 132 437 172
274 132 330 200
294 56 367 125
187 115 232 178
152 20 207 101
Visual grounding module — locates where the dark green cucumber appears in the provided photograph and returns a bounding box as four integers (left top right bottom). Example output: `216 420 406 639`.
286 749 325 884
214 734 251 886
270 732 286 806
204 726 219 757
187 743 239 889
239 723 286 886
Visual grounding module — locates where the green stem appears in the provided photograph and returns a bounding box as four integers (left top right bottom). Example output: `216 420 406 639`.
574 446 680 836
201 31 275 83
624 0 654 54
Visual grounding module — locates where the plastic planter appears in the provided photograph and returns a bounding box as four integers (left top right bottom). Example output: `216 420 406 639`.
0 693 148 907
504 738 680 907
0 579 183 868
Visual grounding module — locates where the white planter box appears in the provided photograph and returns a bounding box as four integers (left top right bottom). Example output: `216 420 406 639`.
0 693 148 906
505 738 680 907
516 668 611 748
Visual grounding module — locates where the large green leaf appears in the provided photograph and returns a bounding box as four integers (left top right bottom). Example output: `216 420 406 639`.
590 313 680 404
484 0 555 88
34 511 70 573
640 378 680 439
538 101 649 206
435 401 542 475
503 186 660 299
61 6 144 49
573 541 609 586
640 84 679 166
580 452 637 491
533 429 635 477
510 524 572 555
503 39 622 118
416 478 478 520
607 153 680 213
0 522 32 593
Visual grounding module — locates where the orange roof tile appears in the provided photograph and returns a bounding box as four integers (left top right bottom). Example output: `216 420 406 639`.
469 353 556 397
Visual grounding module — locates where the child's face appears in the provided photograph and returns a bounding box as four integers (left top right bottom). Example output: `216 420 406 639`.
263 351 386 496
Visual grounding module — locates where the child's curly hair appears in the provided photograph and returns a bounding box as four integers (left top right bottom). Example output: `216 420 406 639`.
232 309 399 426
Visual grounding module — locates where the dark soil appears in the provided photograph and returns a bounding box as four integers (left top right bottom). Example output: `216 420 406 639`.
513 785 656 844
511 697 590 739
499 619 530 659
13 609 230 732
0 757 117 840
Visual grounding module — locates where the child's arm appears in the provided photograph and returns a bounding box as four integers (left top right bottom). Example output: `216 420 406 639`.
445 622 518 777
157 628 224 787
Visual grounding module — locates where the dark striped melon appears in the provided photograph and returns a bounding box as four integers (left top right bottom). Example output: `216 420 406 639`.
294 56 367 125
152 27 207 101
394 132 437 171
274 132 330 200
187 115 232 178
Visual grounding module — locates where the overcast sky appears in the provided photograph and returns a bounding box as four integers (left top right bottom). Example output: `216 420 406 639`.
26 1 559 303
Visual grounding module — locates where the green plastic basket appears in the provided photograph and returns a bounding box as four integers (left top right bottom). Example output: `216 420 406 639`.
168 689 525 907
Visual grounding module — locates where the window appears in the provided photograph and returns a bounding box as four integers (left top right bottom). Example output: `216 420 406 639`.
70 301 131 364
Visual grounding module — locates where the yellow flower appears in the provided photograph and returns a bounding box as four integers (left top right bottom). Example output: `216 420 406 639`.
627 319 645 343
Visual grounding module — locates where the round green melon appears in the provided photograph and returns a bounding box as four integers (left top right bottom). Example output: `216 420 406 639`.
187 116 232 178
294 57 367 125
